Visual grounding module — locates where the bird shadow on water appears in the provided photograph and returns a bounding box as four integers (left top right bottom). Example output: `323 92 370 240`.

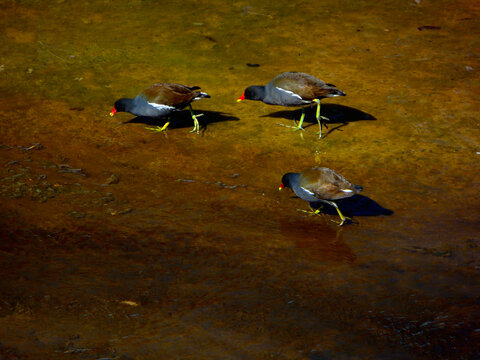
263 104 376 138
278 195 391 262
310 194 394 218
122 109 240 131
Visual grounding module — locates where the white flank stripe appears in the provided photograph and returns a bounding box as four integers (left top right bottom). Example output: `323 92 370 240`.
342 189 353 193
300 186 315 196
148 102 176 111
276 87 303 100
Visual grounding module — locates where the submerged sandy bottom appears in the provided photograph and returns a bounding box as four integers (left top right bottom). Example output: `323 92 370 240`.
0 1 479 358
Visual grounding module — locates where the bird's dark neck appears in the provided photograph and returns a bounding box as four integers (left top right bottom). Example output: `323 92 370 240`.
282 173 300 188
245 85 266 101
114 98 134 113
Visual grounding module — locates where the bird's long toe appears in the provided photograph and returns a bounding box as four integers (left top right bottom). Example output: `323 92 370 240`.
332 216 353 227
145 122 170 132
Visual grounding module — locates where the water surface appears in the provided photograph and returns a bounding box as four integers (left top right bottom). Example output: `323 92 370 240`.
0 0 479 358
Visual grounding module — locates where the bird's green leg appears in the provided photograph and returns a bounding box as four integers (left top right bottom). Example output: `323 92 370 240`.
326 200 353 227
189 104 203 134
313 99 329 139
294 107 306 131
276 107 306 131
145 119 170 132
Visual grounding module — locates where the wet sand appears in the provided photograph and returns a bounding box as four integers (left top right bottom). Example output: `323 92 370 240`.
0 1 479 359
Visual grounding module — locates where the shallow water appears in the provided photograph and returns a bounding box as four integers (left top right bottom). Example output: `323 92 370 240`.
0 0 479 359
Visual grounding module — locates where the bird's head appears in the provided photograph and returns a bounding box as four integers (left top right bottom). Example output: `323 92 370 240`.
237 86 265 102
110 99 128 116
279 173 295 191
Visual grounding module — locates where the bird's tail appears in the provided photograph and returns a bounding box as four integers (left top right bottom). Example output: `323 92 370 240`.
354 184 363 193
188 86 210 99
193 91 211 99
326 88 346 97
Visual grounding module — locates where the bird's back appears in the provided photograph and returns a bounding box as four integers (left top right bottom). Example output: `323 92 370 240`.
142 83 198 108
299 167 362 201
269 72 343 102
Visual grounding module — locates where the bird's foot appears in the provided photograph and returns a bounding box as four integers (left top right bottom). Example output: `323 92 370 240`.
297 207 323 217
299 207 353 226
330 216 354 227
190 113 203 134
145 122 170 132
276 123 306 131
314 117 331 139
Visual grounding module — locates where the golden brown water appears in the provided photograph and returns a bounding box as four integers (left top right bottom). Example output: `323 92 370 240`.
1 0 479 358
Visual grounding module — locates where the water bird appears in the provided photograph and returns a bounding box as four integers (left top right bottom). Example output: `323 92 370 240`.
279 167 362 226
237 72 345 138
110 83 210 133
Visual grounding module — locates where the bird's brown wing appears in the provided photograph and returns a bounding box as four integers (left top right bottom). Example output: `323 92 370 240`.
273 72 332 100
143 83 196 107
300 167 357 200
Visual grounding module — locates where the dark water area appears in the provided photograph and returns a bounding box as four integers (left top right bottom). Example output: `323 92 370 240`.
0 0 479 359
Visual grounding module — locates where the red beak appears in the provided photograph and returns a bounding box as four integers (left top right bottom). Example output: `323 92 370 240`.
236 93 245 102
109 107 117 116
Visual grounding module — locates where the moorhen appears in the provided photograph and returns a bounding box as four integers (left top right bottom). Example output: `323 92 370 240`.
110 83 210 133
237 72 345 138
279 167 362 226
